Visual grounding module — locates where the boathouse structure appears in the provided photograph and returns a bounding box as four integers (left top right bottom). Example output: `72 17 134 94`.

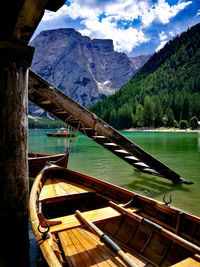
0 0 194 265
0 1 65 265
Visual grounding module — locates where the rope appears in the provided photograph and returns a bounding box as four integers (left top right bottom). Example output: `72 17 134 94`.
49 148 70 165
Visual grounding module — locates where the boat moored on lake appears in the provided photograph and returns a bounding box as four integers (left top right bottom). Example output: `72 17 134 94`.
30 165 200 267
46 132 78 137
28 152 69 177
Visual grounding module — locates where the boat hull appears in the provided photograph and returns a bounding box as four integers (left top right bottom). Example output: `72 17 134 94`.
46 132 78 137
30 166 200 267
28 153 69 177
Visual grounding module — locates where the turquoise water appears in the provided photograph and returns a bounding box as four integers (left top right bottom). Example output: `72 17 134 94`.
29 129 200 216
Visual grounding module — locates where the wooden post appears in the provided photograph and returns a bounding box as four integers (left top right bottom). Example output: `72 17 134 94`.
0 42 34 266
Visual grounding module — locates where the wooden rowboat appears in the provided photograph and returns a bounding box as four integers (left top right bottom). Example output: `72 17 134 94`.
28 152 69 177
46 132 78 137
30 166 200 267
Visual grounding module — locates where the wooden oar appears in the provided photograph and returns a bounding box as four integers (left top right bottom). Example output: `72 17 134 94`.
109 201 200 255
75 210 138 267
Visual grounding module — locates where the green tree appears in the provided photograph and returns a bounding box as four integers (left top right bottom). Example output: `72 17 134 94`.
116 103 133 129
179 120 189 129
181 94 191 121
135 104 144 127
153 96 163 127
166 108 175 127
174 120 178 128
190 116 199 129
109 108 117 127
162 115 168 127
143 96 154 127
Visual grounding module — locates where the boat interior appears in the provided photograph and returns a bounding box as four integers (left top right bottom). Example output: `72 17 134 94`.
32 167 200 267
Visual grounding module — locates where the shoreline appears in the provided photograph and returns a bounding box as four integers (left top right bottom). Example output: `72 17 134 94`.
124 128 200 133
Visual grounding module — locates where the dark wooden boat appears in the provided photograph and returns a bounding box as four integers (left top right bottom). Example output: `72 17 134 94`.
28 152 69 177
46 132 78 137
30 166 200 267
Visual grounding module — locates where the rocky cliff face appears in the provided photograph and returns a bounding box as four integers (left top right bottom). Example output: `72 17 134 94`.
30 28 150 109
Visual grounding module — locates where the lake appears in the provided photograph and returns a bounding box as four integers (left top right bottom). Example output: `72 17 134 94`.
29 129 200 216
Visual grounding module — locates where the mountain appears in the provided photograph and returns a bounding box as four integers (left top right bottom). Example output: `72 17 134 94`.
30 28 150 111
89 23 200 129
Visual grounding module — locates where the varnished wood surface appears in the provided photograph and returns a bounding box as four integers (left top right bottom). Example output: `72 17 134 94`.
49 207 122 234
39 177 95 202
58 227 147 267
29 166 200 267
28 153 69 177
171 254 200 266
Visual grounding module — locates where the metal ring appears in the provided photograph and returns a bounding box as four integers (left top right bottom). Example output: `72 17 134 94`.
163 194 172 206
37 221 50 235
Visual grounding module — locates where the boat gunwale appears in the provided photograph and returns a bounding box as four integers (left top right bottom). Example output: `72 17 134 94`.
28 153 66 160
29 169 62 267
30 166 200 267
31 166 200 225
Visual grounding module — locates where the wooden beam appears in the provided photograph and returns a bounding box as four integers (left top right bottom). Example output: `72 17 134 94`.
12 0 48 44
28 71 193 184
0 42 34 265
46 0 67 11
0 1 66 265
0 0 67 44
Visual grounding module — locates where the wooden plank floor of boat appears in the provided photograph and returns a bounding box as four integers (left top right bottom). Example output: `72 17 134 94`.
39 178 95 202
58 227 148 267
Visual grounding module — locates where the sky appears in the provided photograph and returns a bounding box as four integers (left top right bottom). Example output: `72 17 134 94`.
34 0 200 57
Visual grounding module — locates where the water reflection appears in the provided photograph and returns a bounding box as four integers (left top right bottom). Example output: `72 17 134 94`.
122 170 190 200
29 129 200 215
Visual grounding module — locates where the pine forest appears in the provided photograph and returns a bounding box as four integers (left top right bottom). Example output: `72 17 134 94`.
89 23 200 130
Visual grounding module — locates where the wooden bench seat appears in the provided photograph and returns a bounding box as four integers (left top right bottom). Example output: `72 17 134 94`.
171 254 200 266
58 227 147 267
49 206 140 234
49 207 122 234
39 178 95 202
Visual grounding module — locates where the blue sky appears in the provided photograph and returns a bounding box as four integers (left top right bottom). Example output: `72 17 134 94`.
34 0 200 56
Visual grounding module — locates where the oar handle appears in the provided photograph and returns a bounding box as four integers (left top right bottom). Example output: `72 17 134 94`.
76 210 103 237
75 210 138 267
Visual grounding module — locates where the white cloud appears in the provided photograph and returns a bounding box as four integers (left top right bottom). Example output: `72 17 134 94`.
81 14 149 53
156 30 168 52
197 9 200 16
141 0 192 27
159 31 168 41
156 40 168 52
169 30 175 37
34 0 192 54
35 0 150 53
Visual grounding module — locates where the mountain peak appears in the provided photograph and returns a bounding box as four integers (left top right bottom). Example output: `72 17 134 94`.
30 28 149 109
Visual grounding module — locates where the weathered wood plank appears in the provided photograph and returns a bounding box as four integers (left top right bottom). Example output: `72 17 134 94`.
0 42 34 265
83 228 146 267
170 254 200 266
59 231 83 267
76 228 117 267
28 70 193 184
49 207 122 234
81 228 125 267
52 179 68 196
54 178 93 194
67 229 97 266
39 178 57 201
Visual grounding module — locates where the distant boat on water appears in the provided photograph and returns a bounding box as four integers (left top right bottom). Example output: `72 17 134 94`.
46 132 78 137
